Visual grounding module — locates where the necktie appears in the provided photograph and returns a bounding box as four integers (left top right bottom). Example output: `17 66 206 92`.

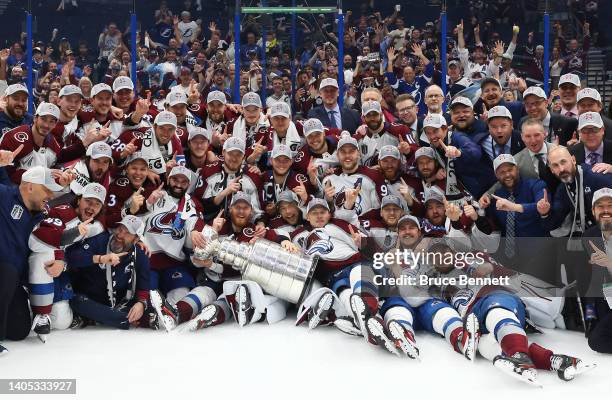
587 152 599 166
565 111 574 118
505 193 516 259
534 153 546 175
328 110 337 128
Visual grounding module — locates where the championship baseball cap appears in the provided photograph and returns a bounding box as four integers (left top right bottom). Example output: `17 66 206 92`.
270 102 290 118
82 182 107 203
381 194 403 209
362 100 382 116
558 73 581 88
166 91 188 107
277 190 299 205
58 84 83 98
271 144 293 159
223 136 246 153
578 111 604 130
487 105 513 121
319 77 339 90
35 102 60 119
207 90 227 105
592 187 612 206
337 132 359 149
4 83 28 96
242 92 262 108
397 214 421 229
303 118 325 137
577 88 602 104
423 113 447 129
230 191 252 207
306 198 330 213
91 83 113 97
86 142 113 161
522 86 547 100
424 186 445 204
154 111 178 127
448 59 461 68
379 145 400 160
415 147 436 160
117 215 145 239
187 126 211 141
22 166 64 191
449 96 473 109
126 151 148 165
112 76 134 92
493 153 517 171
480 77 501 89
168 165 192 183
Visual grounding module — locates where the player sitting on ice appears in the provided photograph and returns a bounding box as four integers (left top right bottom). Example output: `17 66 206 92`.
28 182 106 342
375 215 480 359
426 240 596 386
178 191 299 332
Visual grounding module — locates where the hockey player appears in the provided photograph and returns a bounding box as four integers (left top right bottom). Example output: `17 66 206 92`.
76 83 126 142
28 182 107 341
66 215 152 330
322 133 385 217
184 125 214 171
49 85 84 147
292 118 341 187
269 190 306 237
354 100 417 166
356 194 406 255
111 111 184 182
225 92 269 150
175 192 297 332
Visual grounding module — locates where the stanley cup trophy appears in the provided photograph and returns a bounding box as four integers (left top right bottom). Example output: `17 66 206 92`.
193 226 319 304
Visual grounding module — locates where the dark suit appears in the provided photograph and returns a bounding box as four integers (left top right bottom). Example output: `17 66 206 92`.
602 114 612 141
307 105 361 134
520 113 578 146
570 140 612 165
473 129 525 168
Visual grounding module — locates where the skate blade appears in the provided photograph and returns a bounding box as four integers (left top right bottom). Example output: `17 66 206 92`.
564 362 598 380
349 296 369 343
494 360 543 388
37 334 47 344
366 318 401 357
464 314 480 363
387 321 420 361
150 291 174 332
308 293 334 330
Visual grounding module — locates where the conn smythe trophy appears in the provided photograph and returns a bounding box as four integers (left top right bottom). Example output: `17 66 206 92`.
193 226 319 304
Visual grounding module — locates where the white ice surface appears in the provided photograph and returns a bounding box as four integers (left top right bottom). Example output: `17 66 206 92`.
1 318 610 400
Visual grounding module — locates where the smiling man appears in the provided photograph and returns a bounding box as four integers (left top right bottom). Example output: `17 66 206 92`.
0 84 33 138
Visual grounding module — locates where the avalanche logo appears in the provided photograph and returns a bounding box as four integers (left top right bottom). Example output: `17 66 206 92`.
334 191 363 215
148 211 186 240
305 228 334 255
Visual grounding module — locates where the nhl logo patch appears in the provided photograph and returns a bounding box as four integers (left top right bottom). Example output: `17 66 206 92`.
10 204 24 220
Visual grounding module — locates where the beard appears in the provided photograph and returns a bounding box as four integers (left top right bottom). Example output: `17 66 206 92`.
168 186 185 199
599 220 612 232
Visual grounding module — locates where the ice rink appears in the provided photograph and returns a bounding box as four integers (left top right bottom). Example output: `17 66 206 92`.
1 317 610 400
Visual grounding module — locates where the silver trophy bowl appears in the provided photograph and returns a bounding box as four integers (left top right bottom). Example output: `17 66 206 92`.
194 226 319 304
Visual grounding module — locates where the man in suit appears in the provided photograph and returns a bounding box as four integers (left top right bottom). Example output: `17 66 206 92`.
307 78 361 134
474 105 524 166
569 112 612 172
581 188 612 353
520 86 578 145
394 94 423 143
576 87 612 141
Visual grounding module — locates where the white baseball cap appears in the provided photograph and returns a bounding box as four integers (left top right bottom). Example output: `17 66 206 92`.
577 88 602 104
86 142 113 161
187 126 211 141
450 96 473 109
117 215 145 239
319 78 339 90
381 194 404 209
303 118 325 137
337 132 359 149
307 198 330 213
35 102 60 119
379 145 400 160
5 83 29 97
493 153 517 171
82 182 107 203
270 102 290 118
22 166 64 191
168 165 192 183
592 187 612 207
230 191 252 207
362 100 382 116
523 86 547 100
415 147 436 160
423 113 447 129
558 73 581 88
126 151 148 165
578 111 604 130
59 84 83 98
154 111 178 127
91 83 113 97
397 214 421 229
112 76 134 92
207 90 227 105
424 186 445 204
277 190 299 205
241 92 262 108
223 136 246 153
487 105 513 121
271 144 293 159
166 91 188 107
